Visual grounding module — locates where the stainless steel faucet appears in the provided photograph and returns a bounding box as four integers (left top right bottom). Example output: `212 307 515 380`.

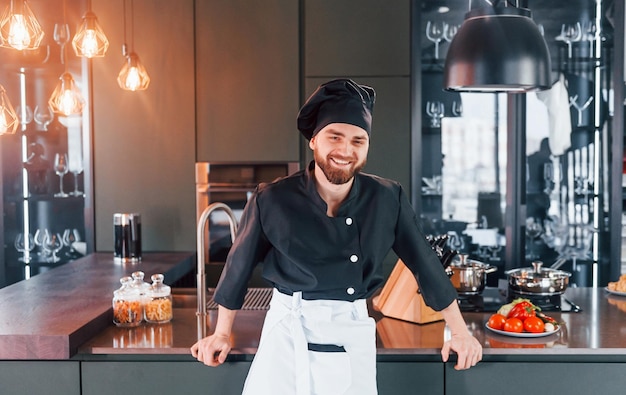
196 202 238 337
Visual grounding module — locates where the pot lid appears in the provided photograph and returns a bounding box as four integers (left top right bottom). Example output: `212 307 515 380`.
507 261 571 279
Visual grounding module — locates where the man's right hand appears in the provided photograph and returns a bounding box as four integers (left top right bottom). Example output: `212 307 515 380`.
191 333 232 367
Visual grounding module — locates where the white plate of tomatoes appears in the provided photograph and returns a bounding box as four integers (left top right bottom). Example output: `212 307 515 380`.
485 299 560 337
485 322 560 338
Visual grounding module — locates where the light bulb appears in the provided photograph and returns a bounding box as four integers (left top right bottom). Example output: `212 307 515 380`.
79 29 98 58
0 111 8 134
8 14 30 50
124 67 141 91
59 89 79 116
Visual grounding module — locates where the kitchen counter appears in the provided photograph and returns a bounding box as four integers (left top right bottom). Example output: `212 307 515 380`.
78 287 626 360
0 252 195 359
4 277 626 394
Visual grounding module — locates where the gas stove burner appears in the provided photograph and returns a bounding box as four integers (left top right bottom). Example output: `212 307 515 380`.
453 288 578 313
457 294 485 312
507 292 562 312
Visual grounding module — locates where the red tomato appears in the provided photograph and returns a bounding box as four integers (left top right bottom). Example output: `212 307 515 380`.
523 316 545 333
503 317 524 333
487 314 507 330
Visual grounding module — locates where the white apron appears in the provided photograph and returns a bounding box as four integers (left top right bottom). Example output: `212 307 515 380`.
242 289 377 395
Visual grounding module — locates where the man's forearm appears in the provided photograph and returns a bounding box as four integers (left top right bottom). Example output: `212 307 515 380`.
214 305 237 337
440 299 471 335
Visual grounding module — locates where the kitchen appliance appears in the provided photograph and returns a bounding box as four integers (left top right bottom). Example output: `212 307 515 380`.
447 254 498 295
113 213 142 262
505 260 571 296
195 162 299 263
457 287 580 313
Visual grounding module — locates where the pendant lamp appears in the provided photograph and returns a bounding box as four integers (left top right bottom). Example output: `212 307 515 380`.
48 72 85 116
117 0 150 91
49 1 85 116
0 85 19 135
443 0 551 93
118 51 150 91
72 11 108 58
72 0 108 58
0 0 44 51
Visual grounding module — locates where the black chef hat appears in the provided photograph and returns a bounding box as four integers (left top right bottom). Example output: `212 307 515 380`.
297 78 376 140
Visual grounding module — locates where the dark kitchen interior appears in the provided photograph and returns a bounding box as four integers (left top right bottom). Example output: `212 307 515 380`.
1 1 626 394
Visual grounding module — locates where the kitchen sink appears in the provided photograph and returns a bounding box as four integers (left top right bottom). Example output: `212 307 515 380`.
171 287 272 310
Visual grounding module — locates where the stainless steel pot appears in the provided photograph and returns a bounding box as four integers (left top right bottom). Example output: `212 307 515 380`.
447 254 497 295
506 261 571 295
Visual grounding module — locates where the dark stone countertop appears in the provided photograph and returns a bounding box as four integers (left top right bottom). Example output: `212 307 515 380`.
0 252 195 360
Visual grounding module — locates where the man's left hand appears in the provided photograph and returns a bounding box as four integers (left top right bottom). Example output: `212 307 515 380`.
441 332 482 370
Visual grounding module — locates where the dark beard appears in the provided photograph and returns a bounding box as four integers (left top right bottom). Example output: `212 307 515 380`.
314 151 366 185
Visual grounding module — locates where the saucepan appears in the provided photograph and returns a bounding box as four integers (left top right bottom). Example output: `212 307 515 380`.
505 261 571 295
446 254 497 295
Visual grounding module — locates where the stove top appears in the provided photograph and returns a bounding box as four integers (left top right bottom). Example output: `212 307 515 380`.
457 287 580 313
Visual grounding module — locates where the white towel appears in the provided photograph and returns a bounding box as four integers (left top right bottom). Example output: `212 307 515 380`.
536 74 572 156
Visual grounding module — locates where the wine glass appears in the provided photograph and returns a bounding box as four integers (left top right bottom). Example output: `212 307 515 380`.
16 105 33 126
15 233 35 262
34 105 54 131
569 94 593 126
53 23 70 64
62 228 82 257
426 101 444 128
443 23 459 43
452 101 463 117
43 232 64 263
68 156 84 197
557 22 582 58
525 217 544 260
54 153 69 197
425 21 445 59
543 162 554 195
34 228 51 258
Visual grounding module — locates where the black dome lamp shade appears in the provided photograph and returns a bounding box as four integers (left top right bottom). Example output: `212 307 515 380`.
443 0 552 93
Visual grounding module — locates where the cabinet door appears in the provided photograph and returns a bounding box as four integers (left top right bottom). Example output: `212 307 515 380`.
82 361 251 395
304 0 410 77
195 0 300 162
445 362 626 394
0 361 80 395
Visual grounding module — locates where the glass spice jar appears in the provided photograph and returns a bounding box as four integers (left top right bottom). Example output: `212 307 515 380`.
144 273 173 324
112 276 143 327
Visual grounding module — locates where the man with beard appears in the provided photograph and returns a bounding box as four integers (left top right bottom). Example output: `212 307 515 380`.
191 79 482 394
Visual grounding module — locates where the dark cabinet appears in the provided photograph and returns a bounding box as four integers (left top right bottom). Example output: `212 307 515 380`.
0 0 92 288
195 0 300 163
303 0 412 190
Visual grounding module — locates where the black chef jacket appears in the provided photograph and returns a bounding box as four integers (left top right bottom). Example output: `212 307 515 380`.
213 161 457 312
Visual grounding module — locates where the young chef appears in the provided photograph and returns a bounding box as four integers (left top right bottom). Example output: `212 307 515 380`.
191 78 482 394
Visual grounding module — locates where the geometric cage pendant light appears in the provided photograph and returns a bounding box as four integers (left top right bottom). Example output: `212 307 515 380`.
48 72 85 116
117 0 150 91
443 0 552 93
72 0 108 58
0 0 45 51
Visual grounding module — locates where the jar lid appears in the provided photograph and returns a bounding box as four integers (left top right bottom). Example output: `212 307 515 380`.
114 276 141 299
131 271 151 293
148 273 171 297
